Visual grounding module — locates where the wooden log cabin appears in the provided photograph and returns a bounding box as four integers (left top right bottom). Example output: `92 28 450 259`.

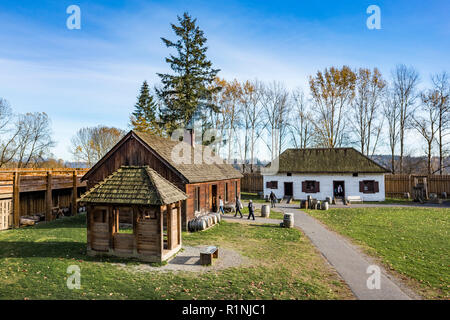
82 130 243 230
79 166 187 262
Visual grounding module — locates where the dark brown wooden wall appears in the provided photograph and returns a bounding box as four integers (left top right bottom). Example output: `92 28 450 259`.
185 178 241 222
86 136 185 191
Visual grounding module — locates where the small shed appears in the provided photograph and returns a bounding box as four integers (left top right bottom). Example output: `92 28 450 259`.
79 166 187 262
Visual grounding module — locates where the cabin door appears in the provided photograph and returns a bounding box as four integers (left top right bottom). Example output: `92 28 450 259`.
333 181 345 198
284 182 293 197
211 184 218 212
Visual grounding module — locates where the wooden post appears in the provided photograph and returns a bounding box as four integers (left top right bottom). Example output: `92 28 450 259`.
45 171 52 221
159 205 164 258
167 204 172 250
177 201 182 246
12 171 20 228
72 170 78 215
133 206 138 255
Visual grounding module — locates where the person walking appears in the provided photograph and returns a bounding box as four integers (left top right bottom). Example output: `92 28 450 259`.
247 200 255 220
234 195 243 218
218 196 225 215
270 191 277 208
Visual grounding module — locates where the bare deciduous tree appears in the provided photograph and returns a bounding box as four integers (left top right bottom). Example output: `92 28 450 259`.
237 80 264 172
289 88 312 149
0 103 55 168
350 68 386 156
383 89 400 173
260 81 291 161
411 90 441 174
392 64 420 173
431 72 450 174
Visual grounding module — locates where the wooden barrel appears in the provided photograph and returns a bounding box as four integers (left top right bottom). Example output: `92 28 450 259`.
325 197 331 204
283 213 294 228
322 202 329 210
261 205 270 218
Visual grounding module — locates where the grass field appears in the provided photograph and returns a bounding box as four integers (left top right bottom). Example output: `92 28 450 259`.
307 207 450 299
224 207 284 220
0 214 352 300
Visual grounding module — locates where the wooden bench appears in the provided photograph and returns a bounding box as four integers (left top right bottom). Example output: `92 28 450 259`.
200 246 219 265
346 196 363 204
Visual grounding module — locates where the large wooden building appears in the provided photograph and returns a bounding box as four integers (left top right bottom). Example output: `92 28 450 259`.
82 130 242 230
80 166 187 262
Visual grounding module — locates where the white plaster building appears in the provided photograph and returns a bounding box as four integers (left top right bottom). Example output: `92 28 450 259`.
262 148 389 202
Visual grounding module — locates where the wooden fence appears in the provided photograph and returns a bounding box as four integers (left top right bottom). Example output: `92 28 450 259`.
385 174 450 198
241 173 263 193
0 168 89 230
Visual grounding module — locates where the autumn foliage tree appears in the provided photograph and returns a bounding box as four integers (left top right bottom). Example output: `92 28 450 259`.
70 126 125 167
309 66 356 148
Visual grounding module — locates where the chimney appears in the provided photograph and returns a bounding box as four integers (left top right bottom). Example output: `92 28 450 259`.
183 128 195 148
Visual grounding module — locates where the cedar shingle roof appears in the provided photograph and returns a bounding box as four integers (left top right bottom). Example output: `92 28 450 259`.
79 166 187 205
266 148 389 174
133 131 243 183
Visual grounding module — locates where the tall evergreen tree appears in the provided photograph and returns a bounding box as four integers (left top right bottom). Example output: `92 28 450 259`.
130 81 161 134
156 12 220 132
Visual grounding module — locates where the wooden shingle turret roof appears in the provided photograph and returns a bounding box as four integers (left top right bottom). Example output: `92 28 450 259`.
79 166 187 205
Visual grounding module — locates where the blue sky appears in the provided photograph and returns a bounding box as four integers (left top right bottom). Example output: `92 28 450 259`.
0 0 449 160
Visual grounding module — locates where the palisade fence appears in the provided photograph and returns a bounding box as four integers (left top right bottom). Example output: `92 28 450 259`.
241 173 263 193
241 173 450 198
385 174 450 198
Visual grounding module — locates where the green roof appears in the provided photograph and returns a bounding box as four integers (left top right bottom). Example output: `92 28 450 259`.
267 148 389 174
79 166 187 205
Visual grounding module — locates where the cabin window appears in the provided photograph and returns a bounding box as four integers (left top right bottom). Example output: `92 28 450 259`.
141 208 157 220
93 209 106 223
359 180 379 194
287 172 292 176
225 183 229 202
194 187 200 212
266 181 278 189
117 207 134 234
302 180 319 193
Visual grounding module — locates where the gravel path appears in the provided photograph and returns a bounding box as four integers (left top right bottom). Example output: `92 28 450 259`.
113 246 248 274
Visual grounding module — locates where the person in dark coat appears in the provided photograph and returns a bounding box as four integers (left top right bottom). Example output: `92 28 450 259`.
234 195 243 218
270 191 277 208
247 200 255 220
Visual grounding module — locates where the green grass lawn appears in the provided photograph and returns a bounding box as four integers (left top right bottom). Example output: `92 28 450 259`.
0 214 352 300
307 207 450 299
224 207 284 220
364 198 415 205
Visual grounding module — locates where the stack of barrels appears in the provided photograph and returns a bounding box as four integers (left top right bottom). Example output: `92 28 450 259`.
188 212 222 232
300 198 330 210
